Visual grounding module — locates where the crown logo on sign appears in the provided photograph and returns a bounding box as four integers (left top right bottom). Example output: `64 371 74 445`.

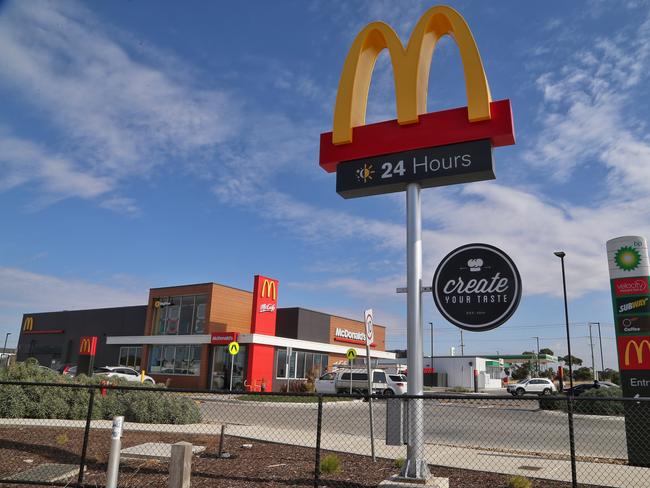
467 259 483 272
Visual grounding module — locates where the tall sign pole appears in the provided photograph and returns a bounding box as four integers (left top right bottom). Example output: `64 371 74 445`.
607 236 650 466
318 5 516 481
405 183 428 478
364 309 376 462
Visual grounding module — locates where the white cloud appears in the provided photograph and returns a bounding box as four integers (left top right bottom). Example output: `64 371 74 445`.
0 266 146 339
0 1 239 207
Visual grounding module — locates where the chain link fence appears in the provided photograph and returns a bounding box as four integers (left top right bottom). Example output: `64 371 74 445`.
1 380 650 487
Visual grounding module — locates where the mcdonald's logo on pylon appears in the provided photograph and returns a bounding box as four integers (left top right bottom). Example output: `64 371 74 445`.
79 336 97 356
319 5 515 173
618 336 650 370
23 316 34 331
261 279 277 301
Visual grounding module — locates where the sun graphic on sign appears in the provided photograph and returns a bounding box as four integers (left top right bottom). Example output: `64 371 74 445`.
356 163 374 183
615 246 642 271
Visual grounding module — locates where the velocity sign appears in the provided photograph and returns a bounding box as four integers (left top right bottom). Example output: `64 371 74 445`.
433 243 521 332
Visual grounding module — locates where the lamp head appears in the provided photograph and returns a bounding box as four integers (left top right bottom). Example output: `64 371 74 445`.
554 251 566 258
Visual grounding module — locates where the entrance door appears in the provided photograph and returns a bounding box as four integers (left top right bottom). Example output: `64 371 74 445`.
210 345 248 390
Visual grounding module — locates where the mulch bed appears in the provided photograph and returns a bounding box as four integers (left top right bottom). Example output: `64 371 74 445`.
0 426 603 487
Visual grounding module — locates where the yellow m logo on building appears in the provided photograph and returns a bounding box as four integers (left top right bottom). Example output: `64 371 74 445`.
625 338 650 366
333 5 491 145
80 338 92 354
23 316 34 331
261 279 277 300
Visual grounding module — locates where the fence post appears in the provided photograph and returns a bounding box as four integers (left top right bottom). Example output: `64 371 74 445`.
314 394 323 488
169 442 193 488
77 387 96 486
106 416 124 488
566 395 577 488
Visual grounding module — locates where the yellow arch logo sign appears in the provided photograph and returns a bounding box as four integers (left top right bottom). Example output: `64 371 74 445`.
23 316 34 331
261 279 277 300
228 341 240 356
333 5 490 145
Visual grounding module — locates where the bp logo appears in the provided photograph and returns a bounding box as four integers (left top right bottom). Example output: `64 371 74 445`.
615 246 642 272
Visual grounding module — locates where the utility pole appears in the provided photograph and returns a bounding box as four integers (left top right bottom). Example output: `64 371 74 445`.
595 322 604 373
460 330 465 356
588 323 598 381
533 336 540 375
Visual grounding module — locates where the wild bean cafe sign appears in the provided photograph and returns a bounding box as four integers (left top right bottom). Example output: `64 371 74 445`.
433 243 521 331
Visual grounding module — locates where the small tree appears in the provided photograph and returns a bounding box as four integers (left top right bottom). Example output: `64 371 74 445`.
539 348 554 356
573 367 593 381
511 362 531 381
561 355 583 366
600 368 620 384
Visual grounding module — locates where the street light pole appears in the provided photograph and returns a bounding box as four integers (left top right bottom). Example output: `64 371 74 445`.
554 251 577 488
533 336 540 375
2 333 10 355
460 330 465 356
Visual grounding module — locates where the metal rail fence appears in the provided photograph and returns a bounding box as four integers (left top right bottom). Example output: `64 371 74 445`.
0 380 649 487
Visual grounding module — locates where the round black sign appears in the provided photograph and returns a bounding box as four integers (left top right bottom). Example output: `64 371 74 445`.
432 243 522 332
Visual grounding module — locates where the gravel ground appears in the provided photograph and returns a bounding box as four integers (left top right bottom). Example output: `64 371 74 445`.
0 426 602 487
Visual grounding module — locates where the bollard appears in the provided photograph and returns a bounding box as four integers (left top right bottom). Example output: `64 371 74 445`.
106 416 124 488
217 424 226 458
169 442 192 488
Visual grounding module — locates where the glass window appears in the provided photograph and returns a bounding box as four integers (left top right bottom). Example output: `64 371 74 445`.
296 351 306 379
179 296 195 335
194 295 206 334
148 345 200 376
321 354 328 375
288 351 296 378
351 373 367 381
149 346 163 373
166 297 181 335
340 373 350 380
276 349 287 378
119 348 128 366
320 372 335 380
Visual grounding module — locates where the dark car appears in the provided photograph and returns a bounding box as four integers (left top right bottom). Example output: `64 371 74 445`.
563 381 618 396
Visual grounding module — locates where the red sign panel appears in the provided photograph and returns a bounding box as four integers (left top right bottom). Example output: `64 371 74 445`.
614 277 649 297
618 336 650 370
211 332 239 345
79 336 98 356
251 275 278 335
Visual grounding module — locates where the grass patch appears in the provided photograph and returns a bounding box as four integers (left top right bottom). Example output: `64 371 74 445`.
320 454 341 474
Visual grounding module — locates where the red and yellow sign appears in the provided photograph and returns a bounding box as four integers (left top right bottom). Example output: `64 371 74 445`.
23 316 34 331
251 275 279 335
319 5 514 173
211 332 239 345
618 336 650 370
79 336 98 356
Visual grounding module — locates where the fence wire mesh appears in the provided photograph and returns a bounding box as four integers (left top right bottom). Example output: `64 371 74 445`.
1 381 650 487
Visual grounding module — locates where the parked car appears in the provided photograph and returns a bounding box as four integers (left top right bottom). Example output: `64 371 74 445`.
314 368 389 394
94 366 155 384
386 374 408 395
507 378 556 396
564 381 618 396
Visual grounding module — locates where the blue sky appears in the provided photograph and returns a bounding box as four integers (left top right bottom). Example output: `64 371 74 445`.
1 0 650 369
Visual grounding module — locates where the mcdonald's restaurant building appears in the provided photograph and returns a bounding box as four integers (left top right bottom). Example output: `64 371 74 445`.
17 275 395 391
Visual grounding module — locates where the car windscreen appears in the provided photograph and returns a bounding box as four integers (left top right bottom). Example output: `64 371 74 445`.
389 375 403 381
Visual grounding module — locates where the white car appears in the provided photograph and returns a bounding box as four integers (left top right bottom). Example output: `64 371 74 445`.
95 366 155 384
386 374 407 395
314 369 392 395
507 378 556 396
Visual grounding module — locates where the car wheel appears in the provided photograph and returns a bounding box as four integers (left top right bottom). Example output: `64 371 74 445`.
541 388 551 396
144 379 154 384
516 388 525 397
383 389 395 396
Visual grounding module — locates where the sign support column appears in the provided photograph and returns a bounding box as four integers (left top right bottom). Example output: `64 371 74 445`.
402 183 429 479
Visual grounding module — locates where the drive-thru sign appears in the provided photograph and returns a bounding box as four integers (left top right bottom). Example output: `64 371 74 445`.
319 5 515 480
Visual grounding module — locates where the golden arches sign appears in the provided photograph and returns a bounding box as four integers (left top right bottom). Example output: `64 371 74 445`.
333 5 491 145
23 316 34 331
625 338 650 366
261 279 277 300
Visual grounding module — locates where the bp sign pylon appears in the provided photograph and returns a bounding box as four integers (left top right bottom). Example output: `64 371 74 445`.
319 5 515 480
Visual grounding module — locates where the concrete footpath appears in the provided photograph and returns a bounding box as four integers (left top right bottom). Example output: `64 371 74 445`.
1 418 647 488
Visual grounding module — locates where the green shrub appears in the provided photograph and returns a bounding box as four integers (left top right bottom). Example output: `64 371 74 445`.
393 457 405 469
0 362 201 424
507 475 532 488
320 454 341 474
574 386 624 416
538 392 565 410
